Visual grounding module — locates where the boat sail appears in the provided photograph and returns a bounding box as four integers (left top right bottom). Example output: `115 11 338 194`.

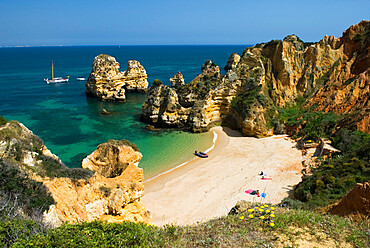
44 61 69 84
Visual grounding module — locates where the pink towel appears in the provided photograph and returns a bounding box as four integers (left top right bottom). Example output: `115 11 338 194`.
261 178 272 180
245 189 253 194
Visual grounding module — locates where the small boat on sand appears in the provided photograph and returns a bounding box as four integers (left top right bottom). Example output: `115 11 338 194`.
44 61 69 84
194 150 208 158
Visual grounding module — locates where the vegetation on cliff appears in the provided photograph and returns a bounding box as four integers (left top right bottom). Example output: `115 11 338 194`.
6 205 368 247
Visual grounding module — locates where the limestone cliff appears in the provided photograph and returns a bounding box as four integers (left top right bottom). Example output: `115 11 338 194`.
0 120 151 227
141 21 369 137
86 54 148 102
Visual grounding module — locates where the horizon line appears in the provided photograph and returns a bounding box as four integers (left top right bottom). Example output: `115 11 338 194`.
0 44 256 48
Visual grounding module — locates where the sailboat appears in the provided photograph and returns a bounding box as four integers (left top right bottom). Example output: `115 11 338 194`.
44 61 69 84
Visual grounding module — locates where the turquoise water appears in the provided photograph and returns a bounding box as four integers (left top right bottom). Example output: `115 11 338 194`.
0 46 246 178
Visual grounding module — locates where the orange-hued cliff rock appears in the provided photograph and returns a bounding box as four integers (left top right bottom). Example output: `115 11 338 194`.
86 54 149 101
141 21 369 136
42 140 151 227
0 121 151 227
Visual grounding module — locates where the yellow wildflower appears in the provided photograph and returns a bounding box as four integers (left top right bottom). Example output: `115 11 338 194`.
270 223 275 227
248 209 254 212
264 204 268 207
258 221 262 225
271 211 274 214
259 209 264 212
270 214 275 218
260 206 264 208
248 214 254 219
239 216 244 220
271 207 274 210
260 216 265 220
266 210 270 213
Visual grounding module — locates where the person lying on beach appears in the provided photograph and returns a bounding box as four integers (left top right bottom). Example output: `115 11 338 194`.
261 176 272 180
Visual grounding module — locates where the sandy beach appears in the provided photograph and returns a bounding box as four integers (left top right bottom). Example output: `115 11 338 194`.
142 126 304 226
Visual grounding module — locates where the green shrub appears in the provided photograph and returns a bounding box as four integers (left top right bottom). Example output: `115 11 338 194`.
0 218 47 247
0 116 7 126
231 84 262 119
0 159 54 214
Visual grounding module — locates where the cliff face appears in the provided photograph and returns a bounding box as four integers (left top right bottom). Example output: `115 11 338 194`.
141 21 369 136
86 54 148 102
0 121 151 227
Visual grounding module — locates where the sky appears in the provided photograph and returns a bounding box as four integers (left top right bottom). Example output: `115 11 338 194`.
0 0 369 46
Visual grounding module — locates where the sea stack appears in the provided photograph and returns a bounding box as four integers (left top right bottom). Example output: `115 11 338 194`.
85 54 148 102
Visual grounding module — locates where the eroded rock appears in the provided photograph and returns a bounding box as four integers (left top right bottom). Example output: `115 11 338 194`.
86 54 148 101
141 21 370 136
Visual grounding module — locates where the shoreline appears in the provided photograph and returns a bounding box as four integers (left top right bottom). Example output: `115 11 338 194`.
142 126 304 226
144 129 219 183
143 126 228 191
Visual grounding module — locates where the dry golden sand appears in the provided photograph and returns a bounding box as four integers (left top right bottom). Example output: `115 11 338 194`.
142 126 304 226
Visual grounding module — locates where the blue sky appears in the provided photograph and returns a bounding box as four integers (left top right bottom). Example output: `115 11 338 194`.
0 0 369 46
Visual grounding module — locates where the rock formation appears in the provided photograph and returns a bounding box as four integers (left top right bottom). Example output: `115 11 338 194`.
43 139 150 226
169 72 185 87
86 54 148 102
328 182 370 218
141 21 370 137
224 53 240 71
0 120 151 227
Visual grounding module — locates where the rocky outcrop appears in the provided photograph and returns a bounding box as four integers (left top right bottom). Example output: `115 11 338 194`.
0 120 151 227
224 53 240 71
170 72 185 87
86 54 148 102
328 182 370 218
141 21 370 136
43 139 150 226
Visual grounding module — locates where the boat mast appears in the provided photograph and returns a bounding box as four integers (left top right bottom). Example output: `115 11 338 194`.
51 60 54 80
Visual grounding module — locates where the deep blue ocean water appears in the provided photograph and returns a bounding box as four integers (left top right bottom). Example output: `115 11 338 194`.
0 45 246 178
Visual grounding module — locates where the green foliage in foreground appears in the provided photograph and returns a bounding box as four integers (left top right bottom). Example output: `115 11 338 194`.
9 207 368 248
0 218 47 247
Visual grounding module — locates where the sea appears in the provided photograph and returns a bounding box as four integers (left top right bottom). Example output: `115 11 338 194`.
0 45 246 178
